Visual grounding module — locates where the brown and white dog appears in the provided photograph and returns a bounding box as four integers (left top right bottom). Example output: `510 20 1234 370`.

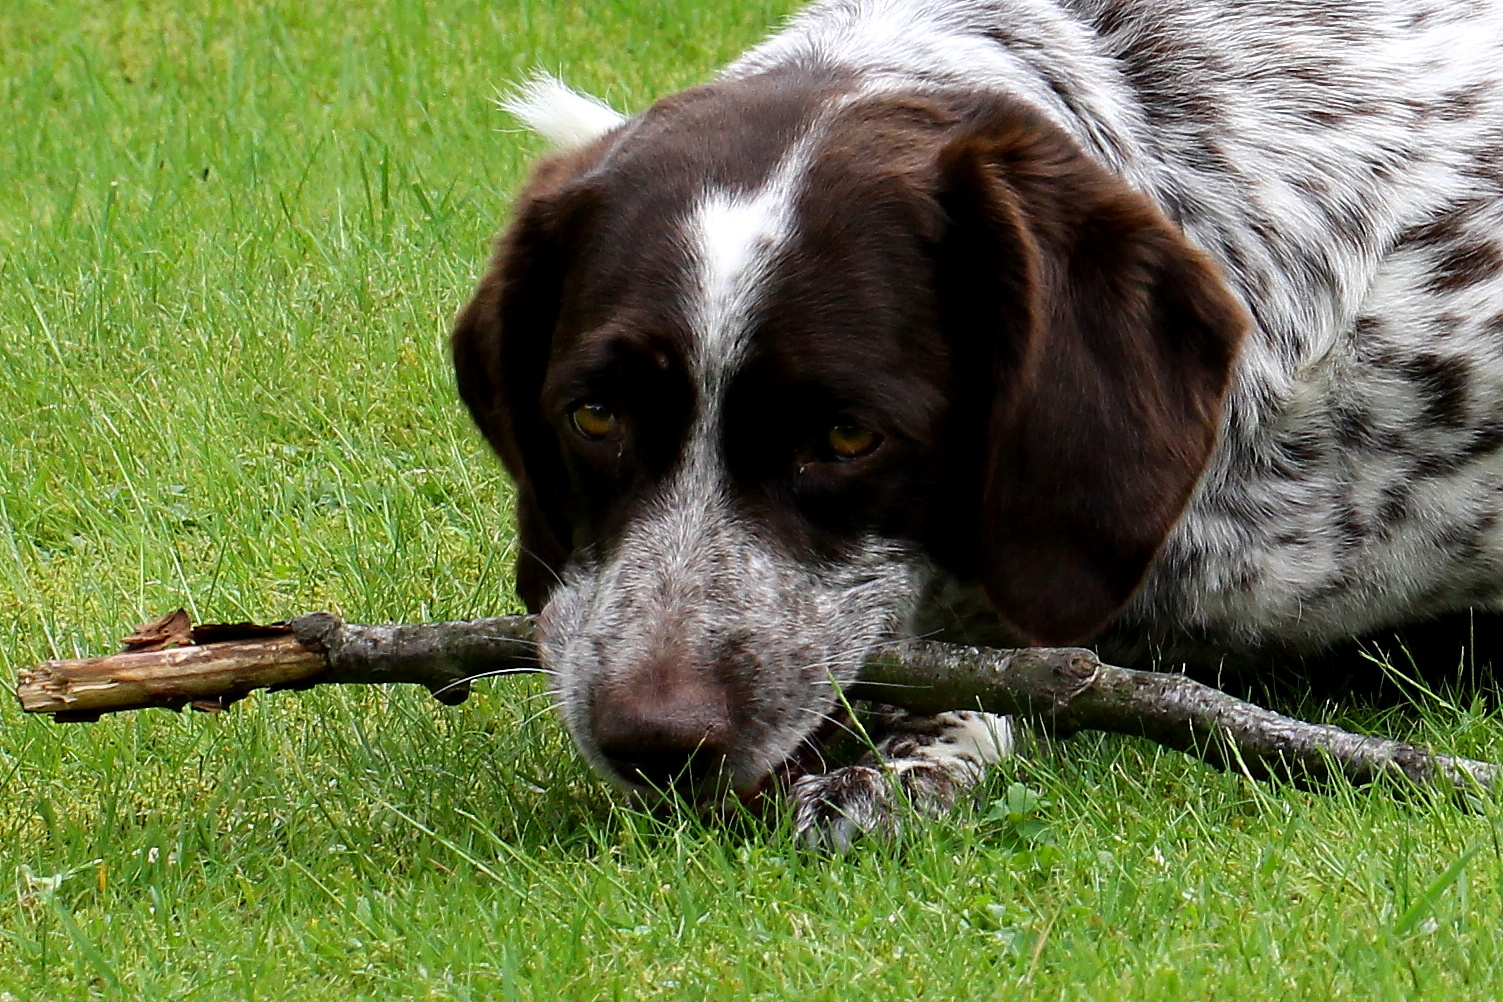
452 0 1503 845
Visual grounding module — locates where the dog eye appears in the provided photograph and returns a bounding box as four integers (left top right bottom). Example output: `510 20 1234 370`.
827 424 879 460
571 401 618 440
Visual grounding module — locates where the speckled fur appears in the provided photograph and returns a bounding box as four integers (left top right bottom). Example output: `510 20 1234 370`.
515 0 1503 843
733 0 1503 664
539 472 929 794
753 0 1503 836
792 711 1014 851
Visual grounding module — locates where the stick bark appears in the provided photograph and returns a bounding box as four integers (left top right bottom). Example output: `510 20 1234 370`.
850 641 1497 792
15 612 1497 794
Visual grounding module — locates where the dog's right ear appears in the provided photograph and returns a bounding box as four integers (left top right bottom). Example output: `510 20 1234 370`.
451 150 602 612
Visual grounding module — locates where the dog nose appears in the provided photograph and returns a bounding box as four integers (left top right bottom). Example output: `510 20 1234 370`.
592 672 734 790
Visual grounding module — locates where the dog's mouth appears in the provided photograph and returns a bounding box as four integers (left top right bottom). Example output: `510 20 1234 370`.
727 707 860 813
605 705 853 815
734 738 829 812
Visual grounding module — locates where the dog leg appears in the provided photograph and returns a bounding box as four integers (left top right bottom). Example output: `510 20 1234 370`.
791 709 1014 851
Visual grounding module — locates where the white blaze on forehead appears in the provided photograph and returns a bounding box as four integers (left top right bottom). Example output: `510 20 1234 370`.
684 187 794 394
681 144 813 424
644 146 815 571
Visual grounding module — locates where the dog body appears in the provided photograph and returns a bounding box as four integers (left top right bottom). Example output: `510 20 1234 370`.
454 0 1503 840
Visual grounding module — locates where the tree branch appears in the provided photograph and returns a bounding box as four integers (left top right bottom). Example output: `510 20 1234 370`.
15 612 1496 794
851 641 1497 793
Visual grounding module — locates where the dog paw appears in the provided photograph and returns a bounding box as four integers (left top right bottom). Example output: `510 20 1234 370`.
791 765 894 852
792 759 972 851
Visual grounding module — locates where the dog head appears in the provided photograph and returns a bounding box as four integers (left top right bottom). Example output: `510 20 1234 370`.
452 73 1246 798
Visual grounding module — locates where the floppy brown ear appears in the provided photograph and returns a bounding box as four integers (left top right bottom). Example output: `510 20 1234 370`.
936 105 1248 645
451 153 599 612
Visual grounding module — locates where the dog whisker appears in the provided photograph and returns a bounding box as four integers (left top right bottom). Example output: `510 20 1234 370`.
796 705 864 744
477 633 542 648
429 666 554 700
514 703 560 730
517 543 568 590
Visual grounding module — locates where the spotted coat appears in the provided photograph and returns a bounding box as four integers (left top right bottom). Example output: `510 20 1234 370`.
463 0 1503 843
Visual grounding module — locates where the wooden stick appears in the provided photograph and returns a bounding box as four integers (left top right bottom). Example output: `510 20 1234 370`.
15 612 1497 793
852 641 1498 792
15 612 538 721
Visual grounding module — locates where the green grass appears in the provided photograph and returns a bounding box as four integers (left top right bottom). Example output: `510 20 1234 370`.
3 1 1503 997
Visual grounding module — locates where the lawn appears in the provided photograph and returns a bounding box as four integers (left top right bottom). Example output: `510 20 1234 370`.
3 1 1503 998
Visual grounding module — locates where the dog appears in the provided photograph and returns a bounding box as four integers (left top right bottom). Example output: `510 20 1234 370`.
452 0 1503 846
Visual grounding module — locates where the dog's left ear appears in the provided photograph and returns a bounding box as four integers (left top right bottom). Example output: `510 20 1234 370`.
935 105 1248 645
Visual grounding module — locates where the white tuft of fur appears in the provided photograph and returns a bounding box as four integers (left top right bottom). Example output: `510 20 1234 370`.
500 74 626 151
